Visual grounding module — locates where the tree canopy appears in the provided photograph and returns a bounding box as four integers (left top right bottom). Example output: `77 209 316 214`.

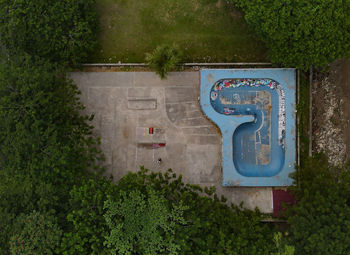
0 55 104 252
62 167 276 255
232 0 350 70
9 211 62 255
0 0 98 65
104 188 186 255
287 155 350 254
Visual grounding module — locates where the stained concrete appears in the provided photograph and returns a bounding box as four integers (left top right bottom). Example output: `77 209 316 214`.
69 71 273 213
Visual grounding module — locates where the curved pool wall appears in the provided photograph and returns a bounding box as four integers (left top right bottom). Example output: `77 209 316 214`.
200 69 296 186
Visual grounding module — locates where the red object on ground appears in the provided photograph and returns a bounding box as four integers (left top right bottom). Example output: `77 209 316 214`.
149 127 153 134
151 143 166 148
273 189 296 218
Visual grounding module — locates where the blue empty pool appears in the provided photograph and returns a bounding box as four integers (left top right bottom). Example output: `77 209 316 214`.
210 80 285 177
200 69 295 186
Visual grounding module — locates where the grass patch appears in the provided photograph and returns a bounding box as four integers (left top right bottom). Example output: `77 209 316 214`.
90 0 267 63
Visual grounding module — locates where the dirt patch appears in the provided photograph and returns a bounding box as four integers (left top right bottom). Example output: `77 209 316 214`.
313 58 350 164
336 59 350 159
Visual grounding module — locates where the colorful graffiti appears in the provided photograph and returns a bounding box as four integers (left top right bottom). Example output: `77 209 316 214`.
213 78 278 91
211 78 286 145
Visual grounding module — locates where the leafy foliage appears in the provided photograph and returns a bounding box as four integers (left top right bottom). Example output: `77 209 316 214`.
0 175 58 253
231 0 350 70
146 44 182 79
0 55 104 252
0 0 98 65
0 54 103 188
287 155 350 254
59 167 275 255
0 1 102 254
60 178 117 255
112 167 275 254
272 232 294 255
104 187 186 255
9 211 62 255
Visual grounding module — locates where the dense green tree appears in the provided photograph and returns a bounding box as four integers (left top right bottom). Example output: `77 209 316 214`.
287 155 350 254
104 187 186 255
0 55 104 251
0 2 101 253
0 175 58 253
0 0 98 65
272 233 295 255
64 167 275 255
117 168 275 255
146 44 182 79
9 211 62 255
0 54 103 189
60 178 117 255
231 0 350 70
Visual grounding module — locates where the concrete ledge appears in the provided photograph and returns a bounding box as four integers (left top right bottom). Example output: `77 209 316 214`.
82 62 272 67
128 98 157 110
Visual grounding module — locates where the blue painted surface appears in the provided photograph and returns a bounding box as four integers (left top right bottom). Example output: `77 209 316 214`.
200 69 296 186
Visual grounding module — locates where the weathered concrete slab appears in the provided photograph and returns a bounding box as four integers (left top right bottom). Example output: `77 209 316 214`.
70 72 133 87
180 126 218 135
71 71 273 213
134 72 199 87
165 87 197 103
128 99 157 110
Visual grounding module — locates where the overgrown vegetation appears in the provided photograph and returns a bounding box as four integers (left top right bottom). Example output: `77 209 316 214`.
231 0 350 70
59 168 276 254
103 187 186 255
0 0 98 65
287 155 350 254
0 55 104 253
9 211 62 255
273 232 295 255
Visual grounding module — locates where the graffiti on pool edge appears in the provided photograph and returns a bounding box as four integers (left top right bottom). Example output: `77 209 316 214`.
211 78 286 146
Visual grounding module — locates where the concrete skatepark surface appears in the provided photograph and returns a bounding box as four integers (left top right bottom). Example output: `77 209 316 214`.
70 71 274 213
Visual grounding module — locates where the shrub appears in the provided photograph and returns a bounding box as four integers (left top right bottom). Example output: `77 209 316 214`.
146 44 182 79
287 155 350 254
273 232 295 255
231 0 350 70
